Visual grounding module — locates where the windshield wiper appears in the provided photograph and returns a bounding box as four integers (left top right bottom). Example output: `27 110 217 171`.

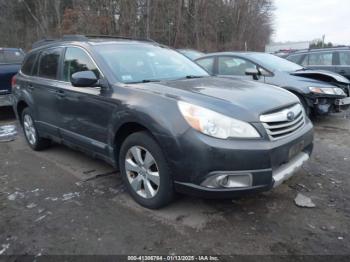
127 79 161 84
294 68 307 72
185 75 206 79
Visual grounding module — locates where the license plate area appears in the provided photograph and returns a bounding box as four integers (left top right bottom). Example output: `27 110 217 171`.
289 140 304 160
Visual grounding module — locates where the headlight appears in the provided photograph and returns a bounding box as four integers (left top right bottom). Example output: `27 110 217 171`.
177 101 260 139
309 87 345 96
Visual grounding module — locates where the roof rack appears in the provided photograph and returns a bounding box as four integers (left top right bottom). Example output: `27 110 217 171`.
32 34 158 49
291 46 350 54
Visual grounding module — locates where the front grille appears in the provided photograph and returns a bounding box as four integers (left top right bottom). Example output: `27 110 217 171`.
260 103 305 141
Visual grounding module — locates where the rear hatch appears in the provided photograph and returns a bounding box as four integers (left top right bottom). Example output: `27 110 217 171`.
0 49 24 94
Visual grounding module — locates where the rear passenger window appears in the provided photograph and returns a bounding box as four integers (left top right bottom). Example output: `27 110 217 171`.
308 52 333 66
196 57 215 74
22 53 37 75
63 47 100 82
339 51 350 65
287 54 302 64
38 48 62 79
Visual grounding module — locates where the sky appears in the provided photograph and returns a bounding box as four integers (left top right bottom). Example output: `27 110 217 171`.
273 0 350 45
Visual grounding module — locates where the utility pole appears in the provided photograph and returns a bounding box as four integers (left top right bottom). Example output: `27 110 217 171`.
146 0 150 38
322 34 325 48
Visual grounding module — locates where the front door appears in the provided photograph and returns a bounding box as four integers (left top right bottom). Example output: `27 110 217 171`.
56 46 114 155
216 56 261 81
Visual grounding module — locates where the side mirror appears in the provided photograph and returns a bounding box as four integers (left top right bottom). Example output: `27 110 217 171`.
71 71 98 87
258 67 271 77
245 68 260 80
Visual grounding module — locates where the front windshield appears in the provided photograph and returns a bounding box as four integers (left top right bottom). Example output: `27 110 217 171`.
94 43 209 83
250 53 303 72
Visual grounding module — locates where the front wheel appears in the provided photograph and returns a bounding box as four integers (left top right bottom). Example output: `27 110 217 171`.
119 131 174 209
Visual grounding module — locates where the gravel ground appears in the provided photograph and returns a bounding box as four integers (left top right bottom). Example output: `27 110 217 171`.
0 106 349 257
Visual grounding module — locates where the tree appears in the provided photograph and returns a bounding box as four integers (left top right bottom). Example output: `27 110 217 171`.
0 0 275 52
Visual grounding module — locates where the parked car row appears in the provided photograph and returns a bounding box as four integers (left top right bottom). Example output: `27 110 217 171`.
5 35 349 208
195 52 350 116
285 47 350 80
0 48 25 107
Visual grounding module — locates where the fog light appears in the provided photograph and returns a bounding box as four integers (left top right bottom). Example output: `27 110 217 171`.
219 175 229 186
201 173 253 188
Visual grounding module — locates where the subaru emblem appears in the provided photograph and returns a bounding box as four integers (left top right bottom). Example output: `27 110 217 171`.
287 111 295 121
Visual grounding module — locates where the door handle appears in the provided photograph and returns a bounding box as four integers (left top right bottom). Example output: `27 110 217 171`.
55 90 66 98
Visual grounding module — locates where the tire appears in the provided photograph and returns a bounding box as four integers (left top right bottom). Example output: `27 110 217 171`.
21 108 51 151
119 131 174 209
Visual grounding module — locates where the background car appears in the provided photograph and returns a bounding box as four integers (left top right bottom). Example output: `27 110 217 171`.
0 48 25 106
285 47 350 80
196 52 350 116
177 49 205 60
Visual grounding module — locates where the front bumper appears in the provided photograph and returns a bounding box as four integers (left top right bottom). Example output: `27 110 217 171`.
308 96 350 114
0 94 13 107
170 121 314 198
335 97 350 109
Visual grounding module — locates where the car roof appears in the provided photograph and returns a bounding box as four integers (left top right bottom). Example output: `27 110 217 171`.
31 35 160 52
0 47 23 51
196 51 264 59
287 46 350 56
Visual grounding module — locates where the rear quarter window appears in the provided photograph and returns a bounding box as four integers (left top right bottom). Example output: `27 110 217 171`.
196 57 215 74
22 53 38 75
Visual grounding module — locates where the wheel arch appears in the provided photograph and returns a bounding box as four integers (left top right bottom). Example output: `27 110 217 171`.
112 121 162 168
16 100 29 124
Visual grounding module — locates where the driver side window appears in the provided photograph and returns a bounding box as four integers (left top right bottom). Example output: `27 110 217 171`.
218 56 256 76
63 47 100 82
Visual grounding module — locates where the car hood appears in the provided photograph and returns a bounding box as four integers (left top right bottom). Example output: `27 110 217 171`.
290 69 350 85
268 71 340 91
127 77 299 122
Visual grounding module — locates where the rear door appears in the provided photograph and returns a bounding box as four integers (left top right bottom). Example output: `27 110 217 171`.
27 47 63 137
335 50 350 80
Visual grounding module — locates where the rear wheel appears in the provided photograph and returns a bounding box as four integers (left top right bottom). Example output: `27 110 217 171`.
21 108 51 151
119 131 174 209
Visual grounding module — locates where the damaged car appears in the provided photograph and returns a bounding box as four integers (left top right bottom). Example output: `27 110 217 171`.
12 35 313 208
196 52 350 116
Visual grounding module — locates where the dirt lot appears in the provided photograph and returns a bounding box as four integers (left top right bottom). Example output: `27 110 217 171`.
0 106 349 257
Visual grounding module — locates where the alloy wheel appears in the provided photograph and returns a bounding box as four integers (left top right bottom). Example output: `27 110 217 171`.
23 114 37 145
125 146 160 199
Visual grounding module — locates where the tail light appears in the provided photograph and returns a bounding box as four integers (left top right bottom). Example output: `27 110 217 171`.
11 75 17 89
